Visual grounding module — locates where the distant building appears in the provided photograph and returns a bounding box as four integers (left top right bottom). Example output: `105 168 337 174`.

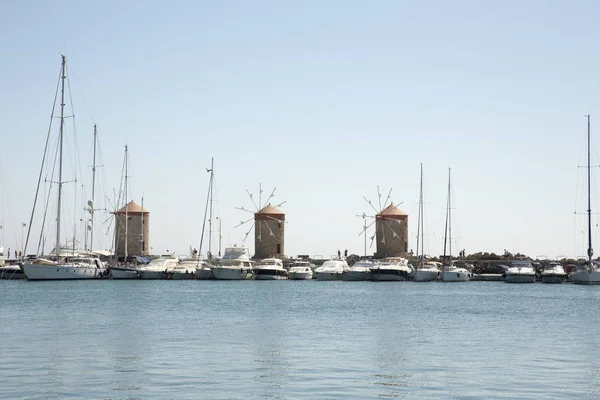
374 203 408 258
254 203 285 259
115 201 149 256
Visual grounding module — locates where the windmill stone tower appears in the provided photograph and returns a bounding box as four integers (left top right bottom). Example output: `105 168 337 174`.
374 203 408 258
115 201 149 256
254 203 285 259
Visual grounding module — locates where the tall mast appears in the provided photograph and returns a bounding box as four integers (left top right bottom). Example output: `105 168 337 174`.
416 163 423 267
587 114 593 267
124 145 129 258
208 157 214 259
55 55 66 259
448 168 452 261
141 196 144 256
442 169 450 272
89 124 97 251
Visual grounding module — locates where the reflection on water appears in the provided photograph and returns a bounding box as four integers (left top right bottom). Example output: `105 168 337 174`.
2 281 600 398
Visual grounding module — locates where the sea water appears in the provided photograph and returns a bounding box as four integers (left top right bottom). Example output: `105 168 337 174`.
1 280 599 399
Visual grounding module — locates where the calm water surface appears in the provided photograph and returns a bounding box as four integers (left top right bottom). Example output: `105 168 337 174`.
2 280 600 399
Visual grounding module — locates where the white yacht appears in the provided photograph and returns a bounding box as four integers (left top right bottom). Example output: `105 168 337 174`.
211 246 254 280
345 258 375 281
183 257 213 280
314 257 348 281
288 260 314 280
109 256 150 279
370 257 412 281
504 260 536 283
138 255 180 279
541 262 567 284
165 258 197 279
412 260 440 282
441 261 471 282
22 249 108 281
254 258 288 280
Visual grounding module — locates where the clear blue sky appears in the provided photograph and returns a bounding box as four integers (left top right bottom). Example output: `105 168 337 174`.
1 0 600 259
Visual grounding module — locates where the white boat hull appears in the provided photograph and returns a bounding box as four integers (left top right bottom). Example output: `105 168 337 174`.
110 267 140 279
167 270 196 280
345 270 370 281
289 271 313 280
211 266 253 280
505 273 535 283
138 269 166 280
195 268 213 280
441 270 470 282
571 269 600 285
412 269 439 282
541 273 566 284
315 271 343 281
370 268 410 281
22 263 105 280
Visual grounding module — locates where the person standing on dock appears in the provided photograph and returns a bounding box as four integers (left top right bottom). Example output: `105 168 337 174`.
337 249 341 258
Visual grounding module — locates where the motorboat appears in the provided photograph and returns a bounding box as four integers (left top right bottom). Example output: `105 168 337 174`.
345 258 375 281
211 246 254 280
138 255 180 279
22 249 109 281
314 257 348 281
504 260 536 283
441 261 471 282
412 260 440 282
541 262 566 284
0 256 25 280
165 258 197 279
254 258 288 280
180 257 214 280
288 260 314 280
369 257 412 281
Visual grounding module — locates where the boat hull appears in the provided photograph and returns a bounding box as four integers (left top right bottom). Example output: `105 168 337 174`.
195 268 213 280
289 271 313 280
370 269 410 281
505 273 535 283
345 270 370 281
314 271 343 281
254 269 288 280
138 270 167 280
167 271 196 280
571 269 600 285
412 269 439 282
0 266 25 279
22 263 105 280
441 270 470 282
110 267 140 279
211 267 253 280
541 274 566 284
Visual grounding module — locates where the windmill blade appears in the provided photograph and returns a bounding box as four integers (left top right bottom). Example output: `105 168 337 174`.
235 206 254 214
246 189 259 210
382 188 393 210
263 220 276 238
235 216 254 228
242 222 255 242
383 219 401 239
370 234 376 248
358 219 376 235
263 187 276 208
363 197 379 214
377 185 382 211
273 200 286 209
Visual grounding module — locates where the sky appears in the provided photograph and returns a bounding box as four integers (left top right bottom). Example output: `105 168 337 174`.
1 0 600 260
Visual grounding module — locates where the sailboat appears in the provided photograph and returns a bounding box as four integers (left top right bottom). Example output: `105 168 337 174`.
440 168 470 282
412 163 440 282
571 115 600 284
21 56 108 280
188 157 216 280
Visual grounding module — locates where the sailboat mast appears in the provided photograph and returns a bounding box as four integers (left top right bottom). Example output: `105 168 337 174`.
124 145 129 259
448 168 452 261
89 124 97 251
141 196 144 256
442 169 450 271
587 114 593 267
208 157 214 259
417 163 424 268
55 55 66 259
